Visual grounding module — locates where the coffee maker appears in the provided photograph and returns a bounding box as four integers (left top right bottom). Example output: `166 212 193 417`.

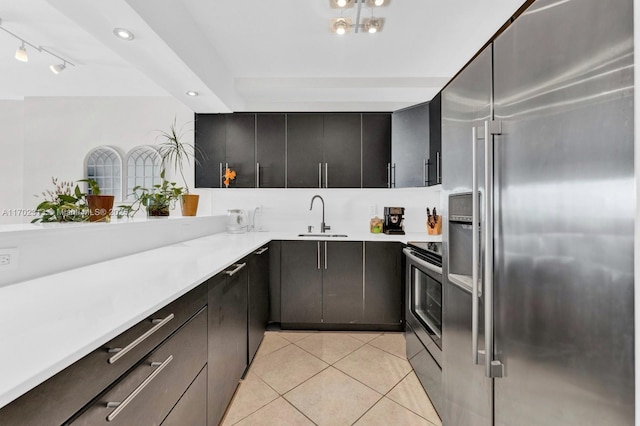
383 207 405 235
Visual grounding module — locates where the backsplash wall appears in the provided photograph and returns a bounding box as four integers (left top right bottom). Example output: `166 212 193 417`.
205 186 441 234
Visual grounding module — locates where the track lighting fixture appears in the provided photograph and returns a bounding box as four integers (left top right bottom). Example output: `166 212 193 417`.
0 17 75 73
366 0 387 6
15 42 28 62
49 62 66 75
363 18 383 34
329 0 355 8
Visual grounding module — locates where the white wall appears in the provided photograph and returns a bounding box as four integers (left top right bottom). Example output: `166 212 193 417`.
0 101 25 225
204 186 441 234
16 96 210 222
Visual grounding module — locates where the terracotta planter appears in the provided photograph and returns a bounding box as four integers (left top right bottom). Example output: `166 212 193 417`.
86 195 114 222
181 194 199 216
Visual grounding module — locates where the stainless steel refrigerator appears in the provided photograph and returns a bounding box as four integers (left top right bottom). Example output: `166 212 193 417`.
440 0 635 424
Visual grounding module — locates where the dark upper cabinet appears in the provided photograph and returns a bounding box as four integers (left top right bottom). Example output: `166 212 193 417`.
362 113 392 188
364 242 403 325
323 114 362 188
256 114 286 188
195 114 225 188
287 114 324 188
322 241 364 324
225 114 256 188
428 93 442 186
391 103 430 188
281 240 323 323
194 114 255 188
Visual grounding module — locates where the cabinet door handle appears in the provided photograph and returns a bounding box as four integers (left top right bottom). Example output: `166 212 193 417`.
317 241 321 270
324 241 328 270
392 163 396 188
106 355 173 422
423 158 428 186
219 163 223 188
225 262 247 276
318 163 322 188
107 314 175 364
437 152 441 184
256 162 260 188
325 163 329 188
255 247 269 255
387 163 391 188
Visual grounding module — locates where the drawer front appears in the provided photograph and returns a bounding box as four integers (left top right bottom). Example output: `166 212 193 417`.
162 366 207 426
70 307 208 425
0 284 206 426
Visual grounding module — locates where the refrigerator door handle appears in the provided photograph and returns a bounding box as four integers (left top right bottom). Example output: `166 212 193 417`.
471 125 483 366
484 119 504 378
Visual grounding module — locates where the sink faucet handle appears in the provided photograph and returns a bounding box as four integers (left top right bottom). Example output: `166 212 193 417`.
308 225 314 233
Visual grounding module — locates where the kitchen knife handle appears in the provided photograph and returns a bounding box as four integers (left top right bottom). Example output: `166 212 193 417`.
471 126 481 366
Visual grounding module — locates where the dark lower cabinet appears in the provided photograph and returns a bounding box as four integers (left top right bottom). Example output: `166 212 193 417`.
364 242 403 325
208 262 249 426
162 366 207 426
280 240 401 329
281 240 323 323
322 241 364 323
70 307 208 425
248 245 270 362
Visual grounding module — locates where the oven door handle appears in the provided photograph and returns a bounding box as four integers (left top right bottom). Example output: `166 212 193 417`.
402 248 443 275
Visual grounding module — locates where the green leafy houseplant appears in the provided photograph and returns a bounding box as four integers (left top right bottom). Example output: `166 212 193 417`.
118 170 184 218
79 178 115 222
32 178 89 223
157 118 206 216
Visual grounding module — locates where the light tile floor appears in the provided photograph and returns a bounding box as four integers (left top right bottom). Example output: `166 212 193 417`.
221 331 442 426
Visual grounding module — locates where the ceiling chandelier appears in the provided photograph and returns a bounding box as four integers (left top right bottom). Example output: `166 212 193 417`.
329 0 388 35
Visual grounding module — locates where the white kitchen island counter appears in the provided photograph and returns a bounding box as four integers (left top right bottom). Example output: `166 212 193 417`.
0 230 439 409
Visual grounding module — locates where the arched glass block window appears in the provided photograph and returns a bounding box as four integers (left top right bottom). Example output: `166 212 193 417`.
84 146 123 200
125 146 162 200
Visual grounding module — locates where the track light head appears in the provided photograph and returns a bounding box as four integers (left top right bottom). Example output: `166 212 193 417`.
15 43 28 62
363 18 383 34
50 62 66 74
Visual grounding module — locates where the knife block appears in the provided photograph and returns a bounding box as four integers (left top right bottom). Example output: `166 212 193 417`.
427 215 442 235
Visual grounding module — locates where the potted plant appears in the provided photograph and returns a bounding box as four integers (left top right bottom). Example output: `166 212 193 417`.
118 170 183 218
32 178 89 223
79 179 114 222
157 118 205 216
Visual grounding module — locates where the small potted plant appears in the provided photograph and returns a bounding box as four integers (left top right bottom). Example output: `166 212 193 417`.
157 118 206 216
32 178 89 223
118 170 183 218
79 179 114 222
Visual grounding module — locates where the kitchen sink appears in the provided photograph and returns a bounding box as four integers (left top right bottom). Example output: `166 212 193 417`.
298 234 348 238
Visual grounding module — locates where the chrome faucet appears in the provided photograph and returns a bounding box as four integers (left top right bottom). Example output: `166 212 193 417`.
310 195 331 233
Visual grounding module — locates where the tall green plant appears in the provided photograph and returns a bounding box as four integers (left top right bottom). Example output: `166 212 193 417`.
157 118 206 193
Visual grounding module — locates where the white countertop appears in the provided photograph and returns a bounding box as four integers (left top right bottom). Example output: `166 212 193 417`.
0 230 440 409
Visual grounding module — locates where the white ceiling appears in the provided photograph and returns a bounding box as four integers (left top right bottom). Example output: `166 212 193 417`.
0 0 526 112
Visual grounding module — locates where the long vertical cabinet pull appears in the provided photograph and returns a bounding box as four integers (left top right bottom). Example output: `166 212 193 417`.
423 159 428 186
484 120 503 378
317 241 321 270
387 163 390 188
325 163 329 188
437 152 441 184
219 163 223 188
318 163 322 188
471 126 482 366
256 162 260 188
392 163 396 188
324 241 328 269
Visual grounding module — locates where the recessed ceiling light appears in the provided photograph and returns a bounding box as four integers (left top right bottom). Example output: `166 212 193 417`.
113 28 135 41
186 91 199 97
